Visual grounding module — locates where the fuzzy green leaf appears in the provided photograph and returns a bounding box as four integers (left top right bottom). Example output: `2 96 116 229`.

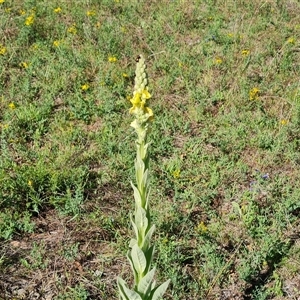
135 156 145 182
129 238 137 248
142 224 155 251
142 168 150 190
145 189 151 210
151 279 170 300
144 245 155 273
131 181 142 207
137 267 156 296
135 206 148 237
117 277 142 300
130 214 139 241
131 244 147 276
127 250 138 283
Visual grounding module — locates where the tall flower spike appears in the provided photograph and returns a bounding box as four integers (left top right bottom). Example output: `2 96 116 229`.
117 55 170 300
129 55 153 135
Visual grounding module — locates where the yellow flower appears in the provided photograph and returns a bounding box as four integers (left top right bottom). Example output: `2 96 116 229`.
28 180 33 187
67 25 77 34
81 83 90 91
25 14 35 26
172 169 181 178
122 73 128 78
249 87 260 100
95 22 101 28
215 57 223 64
8 102 15 109
162 237 168 244
86 10 96 16
197 221 208 234
19 9 26 15
0 0 5 4
5 8 11 13
108 56 117 62
54 7 62 13
287 37 295 44
141 89 151 101
227 33 234 38
53 40 61 47
0 45 7 55
129 89 152 115
241 49 250 56
30 43 38 50
280 119 288 125
20 62 29 68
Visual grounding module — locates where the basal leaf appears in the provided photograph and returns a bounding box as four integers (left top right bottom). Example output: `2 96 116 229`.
151 279 170 300
117 277 143 300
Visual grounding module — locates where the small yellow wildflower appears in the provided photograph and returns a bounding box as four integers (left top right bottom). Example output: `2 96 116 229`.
81 83 90 91
162 237 168 244
54 7 62 13
19 9 26 15
67 25 77 34
227 33 234 38
122 73 128 78
108 56 117 62
0 45 7 55
25 14 35 26
262 260 268 269
197 221 208 234
241 49 250 56
19 62 29 68
280 119 288 125
95 22 101 28
30 43 38 50
28 180 33 187
0 0 5 4
53 40 61 47
249 87 260 100
215 57 223 64
8 102 16 110
172 169 181 179
86 10 96 16
287 37 295 44
5 8 11 13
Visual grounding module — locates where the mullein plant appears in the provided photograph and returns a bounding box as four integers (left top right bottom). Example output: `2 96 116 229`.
117 55 170 300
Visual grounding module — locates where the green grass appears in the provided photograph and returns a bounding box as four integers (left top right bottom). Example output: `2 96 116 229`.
0 0 300 299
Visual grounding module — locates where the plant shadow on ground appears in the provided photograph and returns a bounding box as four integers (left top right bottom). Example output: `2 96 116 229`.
1 0 300 299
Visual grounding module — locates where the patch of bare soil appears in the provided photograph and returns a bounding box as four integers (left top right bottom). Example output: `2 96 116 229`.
0 209 123 300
